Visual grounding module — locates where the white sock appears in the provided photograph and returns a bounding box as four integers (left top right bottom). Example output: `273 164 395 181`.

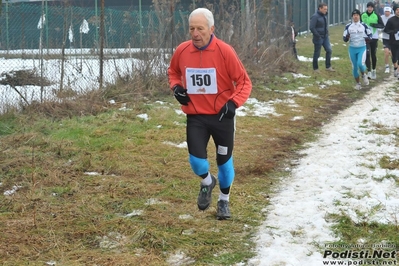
201 173 212 186
218 192 229 202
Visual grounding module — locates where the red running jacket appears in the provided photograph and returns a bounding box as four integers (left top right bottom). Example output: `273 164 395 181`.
168 35 252 115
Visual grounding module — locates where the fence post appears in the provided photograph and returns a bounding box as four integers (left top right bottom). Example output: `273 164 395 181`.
99 0 104 90
40 0 45 102
139 0 142 48
6 0 9 52
170 2 175 53
241 0 245 39
46 0 48 53
95 0 98 50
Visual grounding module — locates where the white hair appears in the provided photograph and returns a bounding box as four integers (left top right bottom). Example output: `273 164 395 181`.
189 8 214 28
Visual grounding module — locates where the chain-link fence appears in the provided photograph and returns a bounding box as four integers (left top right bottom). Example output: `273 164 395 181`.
0 0 364 114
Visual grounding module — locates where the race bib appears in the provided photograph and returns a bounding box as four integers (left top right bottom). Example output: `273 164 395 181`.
185 68 217 94
396 31 399 41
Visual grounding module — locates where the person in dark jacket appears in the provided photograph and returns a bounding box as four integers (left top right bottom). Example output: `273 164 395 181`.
310 3 335 72
361 2 385 79
384 5 399 79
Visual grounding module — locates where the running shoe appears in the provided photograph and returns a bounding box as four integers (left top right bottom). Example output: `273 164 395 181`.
371 69 376 80
216 200 231 220
197 175 216 211
355 83 362 90
385 66 390 74
363 74 369 85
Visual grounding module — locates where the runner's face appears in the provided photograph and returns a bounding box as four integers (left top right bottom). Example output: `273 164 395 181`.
396 8 399 16
352 14 360 22
367 6 374 13
189 14 215 48
319 6 328 14
385 11 391 16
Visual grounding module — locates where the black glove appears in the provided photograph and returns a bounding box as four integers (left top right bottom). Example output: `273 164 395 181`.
173 85 191 106
218 100 236 122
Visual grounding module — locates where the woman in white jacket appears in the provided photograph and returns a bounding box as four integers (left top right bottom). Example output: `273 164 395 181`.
343 9 373 90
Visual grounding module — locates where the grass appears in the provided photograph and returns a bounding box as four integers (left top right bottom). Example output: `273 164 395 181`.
323 213 399 259
1 25 398 265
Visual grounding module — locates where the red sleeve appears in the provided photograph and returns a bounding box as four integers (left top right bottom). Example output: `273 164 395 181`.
223 44 252 108
167 42 190 90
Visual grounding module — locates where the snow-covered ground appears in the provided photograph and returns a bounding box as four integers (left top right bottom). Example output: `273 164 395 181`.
248 75 399 265
0 48 167 113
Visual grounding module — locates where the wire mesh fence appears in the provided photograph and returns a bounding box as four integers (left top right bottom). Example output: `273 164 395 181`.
0 0 362 114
